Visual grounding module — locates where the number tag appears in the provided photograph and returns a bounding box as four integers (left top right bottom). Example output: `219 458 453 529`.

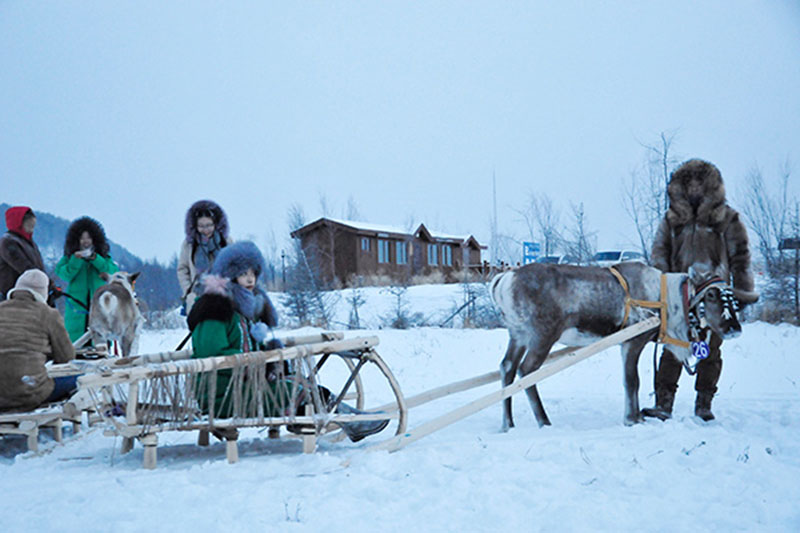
691 341 710 360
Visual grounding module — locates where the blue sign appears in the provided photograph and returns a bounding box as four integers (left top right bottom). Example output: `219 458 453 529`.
523 242 541 265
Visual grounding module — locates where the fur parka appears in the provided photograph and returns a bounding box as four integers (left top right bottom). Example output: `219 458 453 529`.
177 200 232 313
651 159 754 292
0 207 50 301
56 217 119 341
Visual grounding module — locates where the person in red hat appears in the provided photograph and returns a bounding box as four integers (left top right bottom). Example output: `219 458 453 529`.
0 206 55 304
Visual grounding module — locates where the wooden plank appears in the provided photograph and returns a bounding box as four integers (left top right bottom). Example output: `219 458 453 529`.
78 336 380 389
367 317 660 453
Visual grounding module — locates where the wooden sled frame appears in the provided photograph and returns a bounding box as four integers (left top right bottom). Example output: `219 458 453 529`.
0 405 82 453
76 334 407 469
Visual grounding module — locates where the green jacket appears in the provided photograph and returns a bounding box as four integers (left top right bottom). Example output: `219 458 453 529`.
191 311 293 418
55 253 119 341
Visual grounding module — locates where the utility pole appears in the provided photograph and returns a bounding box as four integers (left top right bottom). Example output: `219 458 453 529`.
491 170 498 266
281 249 286 290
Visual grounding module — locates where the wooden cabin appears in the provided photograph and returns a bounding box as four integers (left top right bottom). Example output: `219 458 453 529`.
289 218 485 286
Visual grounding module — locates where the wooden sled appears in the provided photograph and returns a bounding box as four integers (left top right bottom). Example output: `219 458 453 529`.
76 333 407 469
0 404 82 453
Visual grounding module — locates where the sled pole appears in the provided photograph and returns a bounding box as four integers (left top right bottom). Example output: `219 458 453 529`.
368 317 660 453
373 345 579 413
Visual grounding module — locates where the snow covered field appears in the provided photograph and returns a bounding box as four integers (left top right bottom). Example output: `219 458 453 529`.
1 296 799 532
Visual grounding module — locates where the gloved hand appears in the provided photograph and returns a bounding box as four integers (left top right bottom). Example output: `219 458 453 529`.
249 321 269 344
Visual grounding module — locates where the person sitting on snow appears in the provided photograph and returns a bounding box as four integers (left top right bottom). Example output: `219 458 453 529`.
187 241 389 442
0 269 76 413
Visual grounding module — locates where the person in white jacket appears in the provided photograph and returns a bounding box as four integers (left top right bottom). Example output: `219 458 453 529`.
176 199 232 316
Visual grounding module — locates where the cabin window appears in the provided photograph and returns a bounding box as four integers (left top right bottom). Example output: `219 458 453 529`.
428 243 438 266
361 238 370 252
396 241 408 265
378 239 390 263
442 245 453 266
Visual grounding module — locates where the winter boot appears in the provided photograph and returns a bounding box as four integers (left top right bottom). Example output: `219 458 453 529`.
641 387 675 421
695 392 715 422
335 402 390 443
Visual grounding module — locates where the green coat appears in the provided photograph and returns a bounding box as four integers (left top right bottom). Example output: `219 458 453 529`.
191 312 294 418
55 253 119 341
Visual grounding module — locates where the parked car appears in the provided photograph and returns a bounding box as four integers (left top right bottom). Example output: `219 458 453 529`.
592 250 645 267
536 254 577 265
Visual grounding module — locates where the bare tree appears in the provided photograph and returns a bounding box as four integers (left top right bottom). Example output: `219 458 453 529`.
344 195 362 221
740 163 799 323
622 130 680 262
514 192 562 257
563 202 597 265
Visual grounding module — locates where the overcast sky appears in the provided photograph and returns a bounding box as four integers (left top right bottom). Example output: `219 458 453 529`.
2 1 799 264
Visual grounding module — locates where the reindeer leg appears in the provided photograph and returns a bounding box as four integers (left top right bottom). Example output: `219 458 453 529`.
621 337 649 425
519 341 554 427
500 337 525 432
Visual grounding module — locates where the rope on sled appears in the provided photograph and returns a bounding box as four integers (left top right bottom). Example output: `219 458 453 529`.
87 350 335 434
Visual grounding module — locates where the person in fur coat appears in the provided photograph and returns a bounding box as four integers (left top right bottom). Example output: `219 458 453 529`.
0 207 54 304
177 199 232 316
188 241 388 441
55 217 119 341
643 159 757 421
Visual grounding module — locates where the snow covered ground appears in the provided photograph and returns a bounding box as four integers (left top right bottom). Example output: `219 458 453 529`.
1 287 799 532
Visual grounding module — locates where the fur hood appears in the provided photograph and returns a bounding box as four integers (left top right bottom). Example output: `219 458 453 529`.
64 216 111 257
665 159 728 229
184 199 230 244
188 241 276 330
211 241 266 281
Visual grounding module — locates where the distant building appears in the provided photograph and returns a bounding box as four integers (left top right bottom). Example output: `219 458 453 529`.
290 218 485 285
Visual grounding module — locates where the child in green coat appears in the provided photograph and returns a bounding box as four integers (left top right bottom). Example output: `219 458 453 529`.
188 241 388 441
55 217 119 342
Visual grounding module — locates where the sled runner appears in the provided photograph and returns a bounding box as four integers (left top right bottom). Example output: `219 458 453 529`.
74 333 407 469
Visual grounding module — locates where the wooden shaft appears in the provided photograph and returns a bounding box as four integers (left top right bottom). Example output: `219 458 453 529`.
368 317 660 453
372 346 577 413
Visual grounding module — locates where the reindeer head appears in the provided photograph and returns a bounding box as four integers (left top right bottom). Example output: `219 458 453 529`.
100 271 141 294
688 265 757 341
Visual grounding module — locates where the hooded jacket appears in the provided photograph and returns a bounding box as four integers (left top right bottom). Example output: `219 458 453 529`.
55 217 119 341
0 291 75 412
187 242 280 416
0 207 49 300
177 200 232 313
651 159 754 292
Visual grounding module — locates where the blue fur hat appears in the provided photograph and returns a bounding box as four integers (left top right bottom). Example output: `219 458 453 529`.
211 241 266 281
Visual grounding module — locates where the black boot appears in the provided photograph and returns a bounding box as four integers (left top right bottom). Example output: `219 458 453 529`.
642 387 675 421
695 392 715 421
335 402 390 443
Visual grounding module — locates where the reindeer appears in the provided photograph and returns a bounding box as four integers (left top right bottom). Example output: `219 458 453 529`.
88 271 144 357
490 261 757 429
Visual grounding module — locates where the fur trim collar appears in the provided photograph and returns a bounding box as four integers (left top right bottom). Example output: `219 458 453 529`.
665 159 728 228
194 273 278 327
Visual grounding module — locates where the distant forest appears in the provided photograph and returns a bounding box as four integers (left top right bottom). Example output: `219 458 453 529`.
1 203 181 311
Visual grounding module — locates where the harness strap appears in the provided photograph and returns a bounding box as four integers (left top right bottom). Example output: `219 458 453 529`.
608 267 690 350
